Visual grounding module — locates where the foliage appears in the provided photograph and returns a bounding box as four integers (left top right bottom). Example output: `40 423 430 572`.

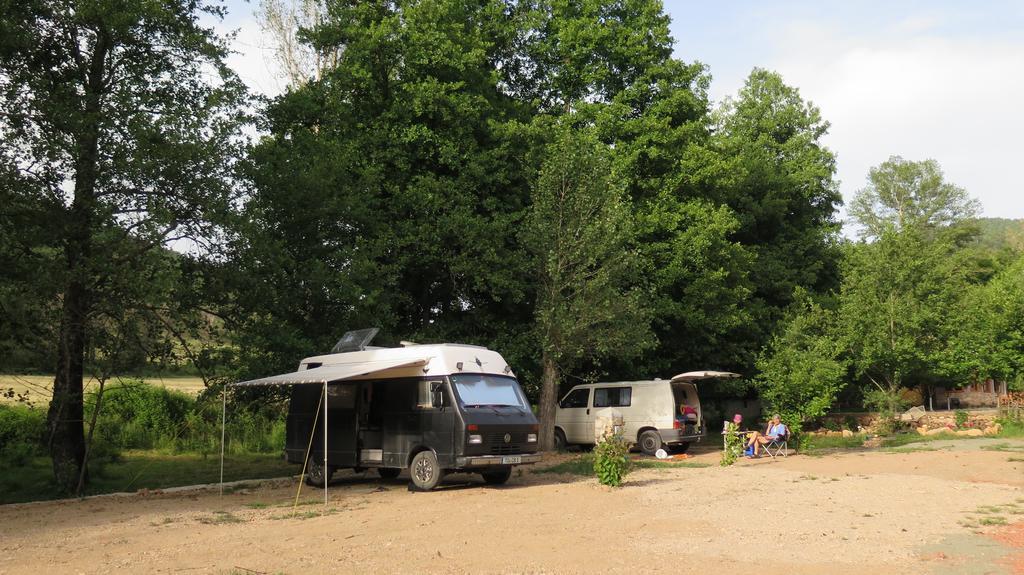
849 156 981 239
0 0 248 491
945 255 1024 384
0 451 293 505
592 434 632 487
696 69 843 359
525 127 652 449
839 227 969 402
754 292 846 430
720 421 743 466
954 410 970 429
0 404 46 466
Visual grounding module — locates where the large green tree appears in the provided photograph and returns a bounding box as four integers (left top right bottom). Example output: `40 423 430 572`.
0 0 245 491
946 254 1024 387
754 292 846 433
230 0 536 382
687 69 843 367
524 127 651 451
849 156 980 239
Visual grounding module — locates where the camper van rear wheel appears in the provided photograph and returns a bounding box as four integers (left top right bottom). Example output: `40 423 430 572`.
410 451 444 490
481 466 512 485
639 430 663 456
377 467 401 480
304 457 334 487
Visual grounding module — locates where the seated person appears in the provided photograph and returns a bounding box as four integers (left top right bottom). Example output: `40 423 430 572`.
679 404 698 425
746 414 787 457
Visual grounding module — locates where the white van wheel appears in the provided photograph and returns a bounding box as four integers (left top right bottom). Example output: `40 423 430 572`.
639 430 662 456
554 429 567 452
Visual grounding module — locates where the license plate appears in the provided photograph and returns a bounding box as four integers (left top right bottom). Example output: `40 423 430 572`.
501 456 521 465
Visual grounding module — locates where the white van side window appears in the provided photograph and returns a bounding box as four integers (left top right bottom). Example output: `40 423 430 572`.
593 387 631 408
559 388 590 408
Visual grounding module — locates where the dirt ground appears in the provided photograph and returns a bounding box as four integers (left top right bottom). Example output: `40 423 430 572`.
1 438 1022 575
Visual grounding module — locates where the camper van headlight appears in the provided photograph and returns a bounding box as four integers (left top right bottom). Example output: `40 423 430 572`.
527 433 537 443
468 434 483 444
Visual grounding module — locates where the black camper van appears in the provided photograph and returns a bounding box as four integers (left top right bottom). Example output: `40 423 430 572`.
234 332 540 490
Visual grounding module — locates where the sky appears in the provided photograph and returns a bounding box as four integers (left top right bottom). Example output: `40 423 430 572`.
212 1 1024 226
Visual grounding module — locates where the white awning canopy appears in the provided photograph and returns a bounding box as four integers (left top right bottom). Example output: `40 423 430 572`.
231 357 432 387
670 370 742 383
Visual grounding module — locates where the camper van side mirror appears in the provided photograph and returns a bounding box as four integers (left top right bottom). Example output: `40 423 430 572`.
430 382 447 408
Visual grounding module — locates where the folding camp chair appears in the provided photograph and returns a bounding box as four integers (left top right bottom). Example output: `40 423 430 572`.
760 430 789 459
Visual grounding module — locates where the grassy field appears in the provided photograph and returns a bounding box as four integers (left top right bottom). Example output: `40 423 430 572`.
0 374 207 405
0 450 295 505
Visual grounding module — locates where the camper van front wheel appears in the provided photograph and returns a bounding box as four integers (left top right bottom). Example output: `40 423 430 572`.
304 457 334 487
410 451 444 490
639 430 663 456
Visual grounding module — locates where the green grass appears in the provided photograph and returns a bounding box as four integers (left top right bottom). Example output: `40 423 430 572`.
0 373 206 406
535 454 709 477
980 442 1024 453
199 510 244 525
633 459 711 470
0 450 295 504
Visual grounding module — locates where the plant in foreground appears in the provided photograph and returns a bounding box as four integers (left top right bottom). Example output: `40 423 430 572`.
593 434 631 487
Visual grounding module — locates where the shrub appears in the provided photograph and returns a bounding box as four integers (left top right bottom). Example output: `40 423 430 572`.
593 434 631 487
843 415 860 431
823 419 841 432
720 422 743 466
0 404 46 465
954 409 969 429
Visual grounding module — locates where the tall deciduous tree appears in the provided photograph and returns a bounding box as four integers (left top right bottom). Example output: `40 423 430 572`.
754 291 846 433
688 69 843 366
0 0 246 491
946 254 1024 387
257 0 339 86
524 127 651 451
850 156 981 239
231 0 535 383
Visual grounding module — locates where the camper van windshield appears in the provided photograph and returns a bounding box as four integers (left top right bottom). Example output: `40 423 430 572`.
451 374 527 408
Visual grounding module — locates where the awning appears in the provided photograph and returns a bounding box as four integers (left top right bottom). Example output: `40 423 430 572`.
670 371 742 383
231 357 432 387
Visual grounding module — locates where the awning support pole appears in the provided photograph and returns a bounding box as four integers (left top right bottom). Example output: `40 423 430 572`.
323 381 328 511
219 386 226 497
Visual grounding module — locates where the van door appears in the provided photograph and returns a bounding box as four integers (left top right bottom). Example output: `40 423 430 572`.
557 387 591 443
417 379 456 467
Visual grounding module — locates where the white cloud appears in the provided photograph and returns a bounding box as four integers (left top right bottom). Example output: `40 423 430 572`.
205 9 287 99
765 17 1024 224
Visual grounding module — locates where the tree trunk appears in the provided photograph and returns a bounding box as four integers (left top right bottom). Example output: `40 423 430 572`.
537 352 560 452
47 30 107 493
48 271 89 493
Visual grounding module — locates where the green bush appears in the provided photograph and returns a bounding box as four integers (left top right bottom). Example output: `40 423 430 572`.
954 409 969 429
843 415 860 431
720 422 743 466
85 381 284 456
593 434 631 487
0 404 46 465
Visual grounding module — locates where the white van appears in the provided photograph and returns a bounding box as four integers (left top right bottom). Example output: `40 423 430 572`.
553 371 740 455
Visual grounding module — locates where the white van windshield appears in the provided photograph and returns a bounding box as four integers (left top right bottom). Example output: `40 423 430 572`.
451 374 527 408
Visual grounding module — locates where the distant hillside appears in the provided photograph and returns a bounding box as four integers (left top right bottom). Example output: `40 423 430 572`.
974 218 1024 252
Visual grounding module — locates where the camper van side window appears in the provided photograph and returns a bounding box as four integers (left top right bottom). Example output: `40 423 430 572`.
417 380 442 409
593 387 632 408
